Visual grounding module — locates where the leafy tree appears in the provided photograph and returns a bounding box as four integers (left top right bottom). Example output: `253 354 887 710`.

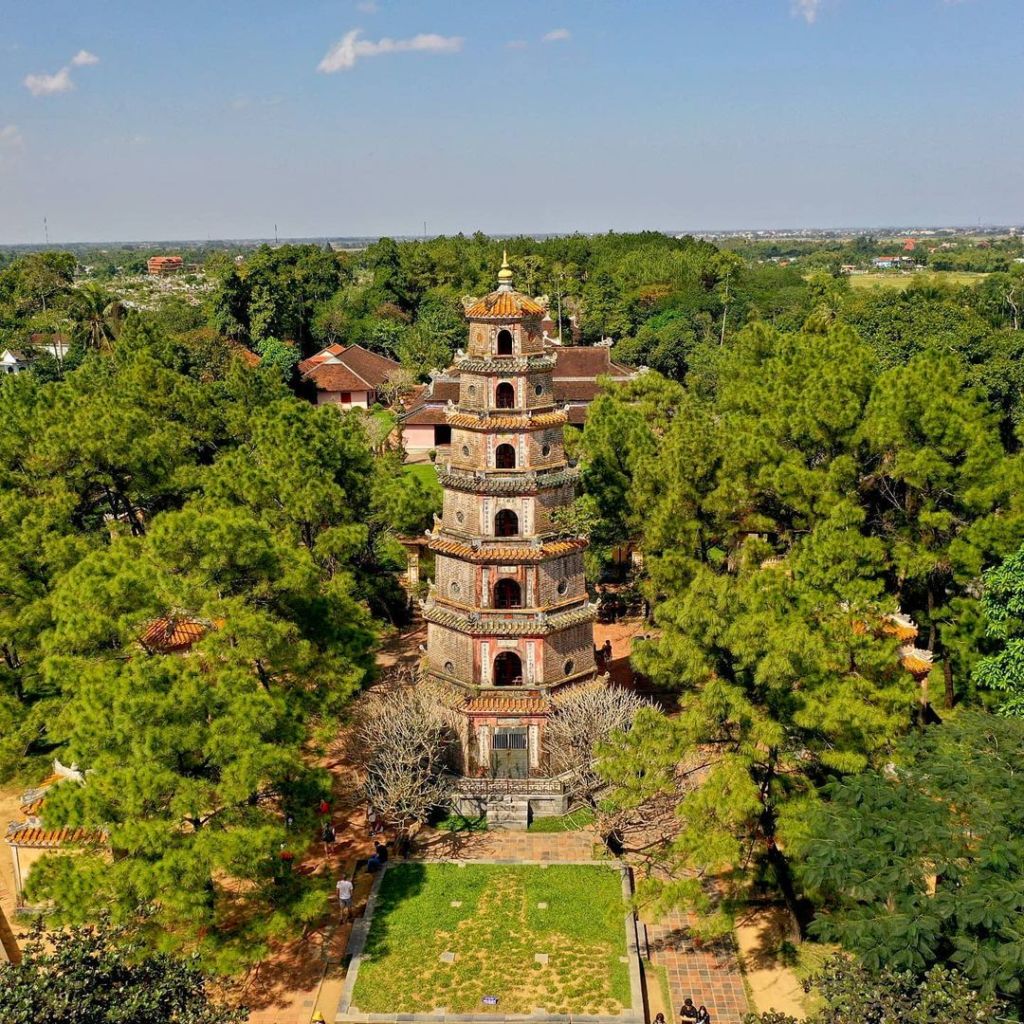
253 335 298 381
973 543 1024 713
743 955 1003 1024
0 919 245 1024
67 282 125 351
857 350 1024 707
785 712 1024 1006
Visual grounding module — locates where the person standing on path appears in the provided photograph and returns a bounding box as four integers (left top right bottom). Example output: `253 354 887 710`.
336 876 354 922
695 1007 711 1024
680 998 699 1023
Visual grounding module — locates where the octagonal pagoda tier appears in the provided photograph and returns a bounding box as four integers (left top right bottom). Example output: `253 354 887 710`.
422 254 597 701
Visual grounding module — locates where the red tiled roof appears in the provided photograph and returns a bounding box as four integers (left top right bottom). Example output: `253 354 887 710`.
431 380 461 403
305 363 370 392
139 617 207 654
302 344 400 392
402 406 450 426
427 537 587 563
297 343 345 375
5 823 100 850
465 290 546 320
465 696 549 715
446 410 567 431
553 347 632 379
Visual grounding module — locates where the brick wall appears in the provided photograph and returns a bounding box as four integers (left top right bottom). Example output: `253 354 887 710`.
459 373 489 411
450 428 485 471
533 483 575 533
527 428 565 468
441 488 480 533
537 552 587 605
435 554 477 603
426 622 474 680
542 622 595 683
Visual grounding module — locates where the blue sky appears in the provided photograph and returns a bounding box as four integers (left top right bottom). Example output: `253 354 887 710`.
1 0 1022 242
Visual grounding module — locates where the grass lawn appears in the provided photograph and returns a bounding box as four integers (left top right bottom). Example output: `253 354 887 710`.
848 270 987 290
351 862 631 1015
526 806 595 833
403 461 442 488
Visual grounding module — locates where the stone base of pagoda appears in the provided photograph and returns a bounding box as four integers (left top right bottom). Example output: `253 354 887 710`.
452 775 570 825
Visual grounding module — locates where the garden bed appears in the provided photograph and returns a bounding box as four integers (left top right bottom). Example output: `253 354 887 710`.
343 861 638 1019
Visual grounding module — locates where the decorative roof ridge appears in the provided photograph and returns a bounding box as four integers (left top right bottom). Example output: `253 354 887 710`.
421 600 597 636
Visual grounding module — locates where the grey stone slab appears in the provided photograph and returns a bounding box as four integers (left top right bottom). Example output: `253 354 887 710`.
533 952 549 964
439 950 456 963
450 900 462 907
536 901 548 909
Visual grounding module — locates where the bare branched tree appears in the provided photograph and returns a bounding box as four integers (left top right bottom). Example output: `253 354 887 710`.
348 668 463 837
546 681 647 806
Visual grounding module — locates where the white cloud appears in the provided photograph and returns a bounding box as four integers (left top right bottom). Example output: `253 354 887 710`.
24 66 74 96
356 1 378 12
0 124 23 148
317 28 463 72
792 0 824 23
24 49 100 96
542 28 571 42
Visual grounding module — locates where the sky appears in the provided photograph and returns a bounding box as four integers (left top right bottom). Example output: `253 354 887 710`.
1 0 1022 243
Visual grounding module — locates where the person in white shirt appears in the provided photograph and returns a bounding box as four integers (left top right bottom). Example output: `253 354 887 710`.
336 877 354 921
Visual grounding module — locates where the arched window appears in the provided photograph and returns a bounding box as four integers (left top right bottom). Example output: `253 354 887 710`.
495 381 515 409
495 443 516 469
496 329 513 356
494 651 523 687
495 509 519 537
494 578 522 609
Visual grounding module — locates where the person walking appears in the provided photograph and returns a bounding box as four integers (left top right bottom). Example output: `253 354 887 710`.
680 998 699 1023
320 819 336 859
695 1006 711 1024
336 876 354 922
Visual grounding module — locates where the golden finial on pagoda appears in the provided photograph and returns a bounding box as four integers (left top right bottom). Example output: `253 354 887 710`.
497 249 513 289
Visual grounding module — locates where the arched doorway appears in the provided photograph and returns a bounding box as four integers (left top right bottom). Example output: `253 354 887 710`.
495 443 516 469
497 329 513 356
495 509 519 536
495 381 515 408
494 578 522 609
493 651 522 687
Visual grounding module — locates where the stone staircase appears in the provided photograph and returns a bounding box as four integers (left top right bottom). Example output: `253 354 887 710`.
485 796 530 830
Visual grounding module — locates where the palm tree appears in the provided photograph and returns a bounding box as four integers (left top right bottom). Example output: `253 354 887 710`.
68 283 126 351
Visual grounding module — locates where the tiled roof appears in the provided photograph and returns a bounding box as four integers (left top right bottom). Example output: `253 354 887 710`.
297 343 345 375
900 645 933 676
5 822 101 850
446 410 567 431
437 467 578 494
465 696 550 715
431 380 461 403
302 344 400 391
427 537 587 563
139 617 207 654
884 612 919 642
553 346 633 379
422 601 597 636
457 355 556 374
402 406 450 426
465 290 546 320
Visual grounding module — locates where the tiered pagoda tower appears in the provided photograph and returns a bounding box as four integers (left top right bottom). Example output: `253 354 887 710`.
422 255 597 804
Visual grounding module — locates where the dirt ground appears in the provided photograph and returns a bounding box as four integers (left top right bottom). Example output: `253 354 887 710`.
734 906 808 1020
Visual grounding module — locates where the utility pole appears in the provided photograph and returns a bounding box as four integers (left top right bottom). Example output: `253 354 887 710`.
274 223 278 245
43 216 49 246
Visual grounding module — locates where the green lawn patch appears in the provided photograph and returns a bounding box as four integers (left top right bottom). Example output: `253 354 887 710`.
433 812 488 833
351 862 630 1014
527 806 595 832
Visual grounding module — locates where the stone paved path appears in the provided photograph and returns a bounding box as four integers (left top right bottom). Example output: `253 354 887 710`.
645 910 749 1024
417 825 600 862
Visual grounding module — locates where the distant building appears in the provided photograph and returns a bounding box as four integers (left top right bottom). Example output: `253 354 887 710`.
299 343 400 410
147 255 183 275
1 333 70 374
400 344 635 457
903 238 917 252
872 256 900 269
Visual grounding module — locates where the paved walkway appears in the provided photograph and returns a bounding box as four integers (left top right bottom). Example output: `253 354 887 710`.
417 826 600 862
645 910 749 1024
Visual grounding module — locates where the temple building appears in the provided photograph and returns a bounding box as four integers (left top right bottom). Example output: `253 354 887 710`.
421 256 597 824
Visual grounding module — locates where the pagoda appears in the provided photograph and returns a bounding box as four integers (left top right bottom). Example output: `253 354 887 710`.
422 255 597 820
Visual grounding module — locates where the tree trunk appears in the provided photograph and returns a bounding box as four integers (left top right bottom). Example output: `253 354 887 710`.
943 657 955 710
